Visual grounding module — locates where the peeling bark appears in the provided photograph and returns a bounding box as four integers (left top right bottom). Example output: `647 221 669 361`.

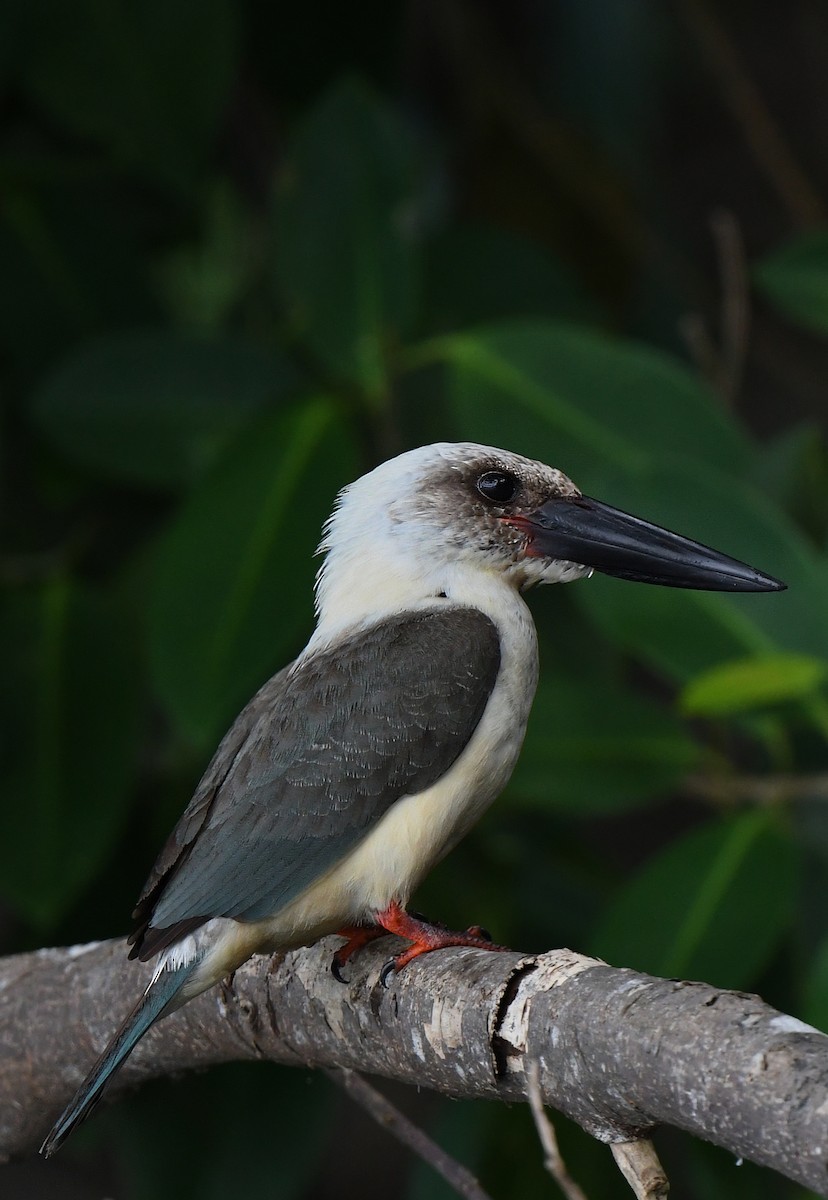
2 936 827 1194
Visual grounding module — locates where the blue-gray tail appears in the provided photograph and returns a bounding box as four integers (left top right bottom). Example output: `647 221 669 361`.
40 960 199 1157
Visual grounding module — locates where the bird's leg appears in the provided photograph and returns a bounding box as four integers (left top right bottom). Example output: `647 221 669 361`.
331 923 387 983
374 900 507 987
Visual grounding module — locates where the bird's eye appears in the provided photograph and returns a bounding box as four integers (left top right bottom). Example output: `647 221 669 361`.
476 470 519 504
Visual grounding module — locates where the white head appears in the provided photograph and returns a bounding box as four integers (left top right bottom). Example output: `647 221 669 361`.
313 443 592 636
310 441 784 642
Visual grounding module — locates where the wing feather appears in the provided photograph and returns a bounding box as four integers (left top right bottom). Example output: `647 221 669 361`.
130 608 500 960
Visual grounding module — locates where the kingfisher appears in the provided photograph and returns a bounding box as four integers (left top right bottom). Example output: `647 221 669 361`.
41 442 784 1154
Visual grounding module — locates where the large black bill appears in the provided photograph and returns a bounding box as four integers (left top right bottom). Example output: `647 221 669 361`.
525 495 786 592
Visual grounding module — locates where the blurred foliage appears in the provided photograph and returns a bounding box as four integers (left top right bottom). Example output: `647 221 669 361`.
3 2 828 1199
755 231 828 336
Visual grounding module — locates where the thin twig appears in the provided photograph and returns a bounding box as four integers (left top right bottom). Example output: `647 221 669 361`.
679 210 749 404
678 311 723 388
325 1067 493 1200
526 1061 590 1200
684 770 828 806
675 0 826 227
611 1141 670 1200
711 209 750 405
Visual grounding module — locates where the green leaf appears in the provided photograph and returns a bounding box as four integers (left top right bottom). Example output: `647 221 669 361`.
509 679 699 813
681 654 828 717
754 231 828 336
149 398 358 746
31 331 297 489
751 422 828 546
22 0 238 190
590 811 798 988
438 318 752 481
154 180 257 332
0 580 143 928
273 78 422 401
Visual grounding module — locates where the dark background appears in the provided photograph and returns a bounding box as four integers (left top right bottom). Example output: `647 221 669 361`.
3 1 828 1196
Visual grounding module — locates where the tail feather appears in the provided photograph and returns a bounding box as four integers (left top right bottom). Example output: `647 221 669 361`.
40 960 198 1157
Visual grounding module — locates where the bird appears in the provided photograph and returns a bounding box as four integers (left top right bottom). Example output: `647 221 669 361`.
41 441 785 1155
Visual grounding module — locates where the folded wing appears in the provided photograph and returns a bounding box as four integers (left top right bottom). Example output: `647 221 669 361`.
130 607 501 960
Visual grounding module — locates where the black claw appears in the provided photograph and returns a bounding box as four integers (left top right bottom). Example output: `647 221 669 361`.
331 956 348 985
379 958 397 989
462 924 493 942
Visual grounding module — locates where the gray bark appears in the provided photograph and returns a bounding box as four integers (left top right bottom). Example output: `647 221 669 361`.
2 935 827 1193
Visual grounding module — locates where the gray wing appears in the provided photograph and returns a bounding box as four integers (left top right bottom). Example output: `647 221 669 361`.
130 608 501 960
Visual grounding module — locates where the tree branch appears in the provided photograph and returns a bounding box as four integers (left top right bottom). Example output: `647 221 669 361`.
2 936 827 1194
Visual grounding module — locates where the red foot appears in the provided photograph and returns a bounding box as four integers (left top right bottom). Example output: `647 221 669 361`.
374 900 508 986
331 923 386 982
